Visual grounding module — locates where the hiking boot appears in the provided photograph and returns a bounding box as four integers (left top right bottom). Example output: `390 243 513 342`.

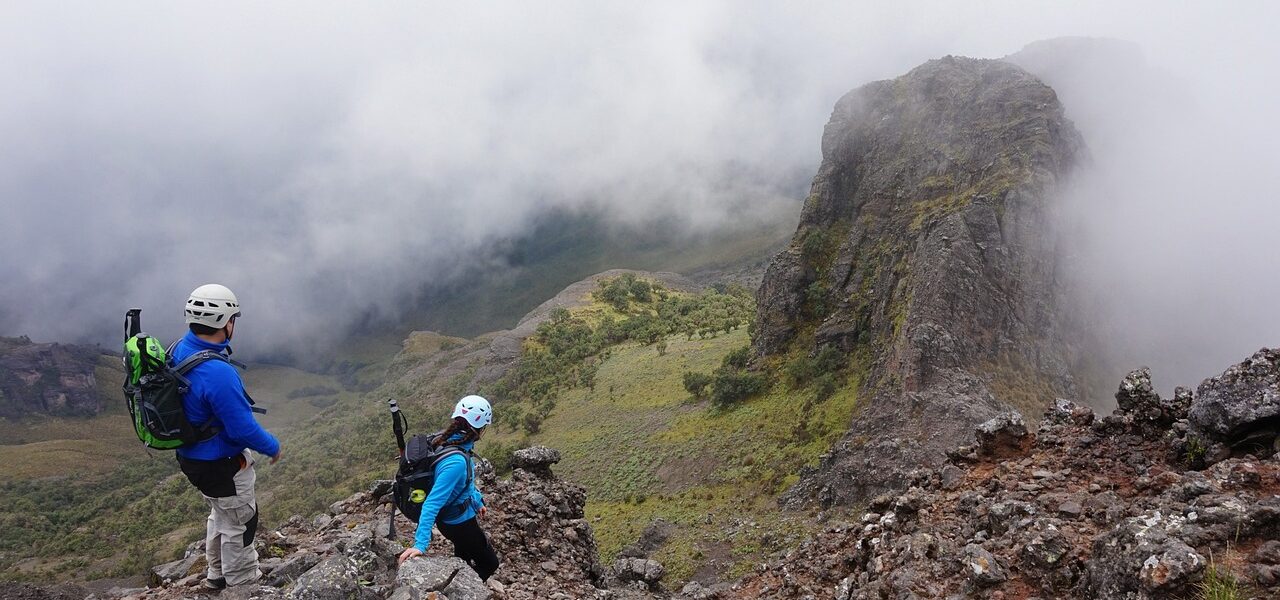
202 577 227 591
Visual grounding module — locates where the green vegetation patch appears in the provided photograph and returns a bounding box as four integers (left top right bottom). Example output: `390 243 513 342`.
485 320 864 584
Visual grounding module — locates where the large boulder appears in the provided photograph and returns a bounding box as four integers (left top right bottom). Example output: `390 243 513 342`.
510 446 561 477
1114 367 1191 431
1083 513 1206 597
287 555 361 600
395 557 490 600
974 412 1031 458
1188 348 1280 457
610 557 665 591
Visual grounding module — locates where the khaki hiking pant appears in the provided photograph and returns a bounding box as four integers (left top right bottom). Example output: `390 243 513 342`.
202 450 261 586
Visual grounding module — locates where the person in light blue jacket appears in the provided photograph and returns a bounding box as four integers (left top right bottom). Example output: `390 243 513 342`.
397 395 499 580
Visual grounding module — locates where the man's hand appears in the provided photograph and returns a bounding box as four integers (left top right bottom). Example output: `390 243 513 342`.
271 445 283 464
477 506 487 520
398 547 424 565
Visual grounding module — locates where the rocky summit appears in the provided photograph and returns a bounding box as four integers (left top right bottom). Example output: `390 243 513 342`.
754 56 1085 508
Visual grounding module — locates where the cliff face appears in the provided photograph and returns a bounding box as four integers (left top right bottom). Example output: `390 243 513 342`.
0 336 105 418
755 57 1085 507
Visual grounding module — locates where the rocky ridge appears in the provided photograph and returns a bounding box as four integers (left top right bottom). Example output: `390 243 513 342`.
106 447 680 600
732 349 1280 599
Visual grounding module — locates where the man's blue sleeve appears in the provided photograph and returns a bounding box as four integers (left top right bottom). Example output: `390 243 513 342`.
413 456 467 552
204 362 280 457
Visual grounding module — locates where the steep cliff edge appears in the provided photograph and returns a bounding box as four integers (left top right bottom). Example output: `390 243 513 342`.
754 57 1085 507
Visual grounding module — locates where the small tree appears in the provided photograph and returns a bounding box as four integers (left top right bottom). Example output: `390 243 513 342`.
710 371 766 408
682 371 713 399
630 279 653 303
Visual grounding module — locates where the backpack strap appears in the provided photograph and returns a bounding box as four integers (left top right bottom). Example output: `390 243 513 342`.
172 351 267 416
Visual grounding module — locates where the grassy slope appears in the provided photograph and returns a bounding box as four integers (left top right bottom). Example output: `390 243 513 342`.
482 327 862 582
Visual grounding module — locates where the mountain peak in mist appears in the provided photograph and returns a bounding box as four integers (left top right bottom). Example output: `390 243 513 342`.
755 55 1084 507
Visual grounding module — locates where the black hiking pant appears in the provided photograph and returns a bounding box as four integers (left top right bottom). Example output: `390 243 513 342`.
437 517 500 580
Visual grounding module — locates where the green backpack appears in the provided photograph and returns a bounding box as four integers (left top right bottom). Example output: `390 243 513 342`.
121 308 242 450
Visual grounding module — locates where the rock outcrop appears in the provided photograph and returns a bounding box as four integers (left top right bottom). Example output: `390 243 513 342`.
732 354 1280 599
754 57 1085 507
121 447 610 600
0 336 108 418
1188 348 1280 461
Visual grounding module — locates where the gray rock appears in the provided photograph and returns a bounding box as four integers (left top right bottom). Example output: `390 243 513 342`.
150 553 205 586
1022 528 1071 567
940 465 965 490
1058 500 1083 518
987 500 1035 535
611 557 665 590
1253 540 1280 565
963 544 1007 586
339 527 398 576
975 413 1030 458
1115 367 1159 415
369 479 394 498
1188 348 1280 459
265 551 320 587
397 557 490 600
1084 514 1205 597
1138 541 1205 592
511 446 562 476
287 555 360 600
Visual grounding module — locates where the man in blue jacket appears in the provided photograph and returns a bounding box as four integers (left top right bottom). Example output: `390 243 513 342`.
173 284 281 590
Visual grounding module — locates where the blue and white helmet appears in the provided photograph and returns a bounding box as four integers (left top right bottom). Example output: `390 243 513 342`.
452 395 492 429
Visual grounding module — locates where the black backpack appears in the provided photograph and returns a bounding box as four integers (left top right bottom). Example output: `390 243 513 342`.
121 308 261 450
387 400 475 526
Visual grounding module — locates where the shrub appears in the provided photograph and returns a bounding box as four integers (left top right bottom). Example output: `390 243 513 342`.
812 373 838 402
722 346 752 370
711 371 766 409
629 279 652 303
481 440 519 476
682 371 713 399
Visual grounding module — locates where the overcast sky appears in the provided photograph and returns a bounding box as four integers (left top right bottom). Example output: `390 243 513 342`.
1 2 1276 387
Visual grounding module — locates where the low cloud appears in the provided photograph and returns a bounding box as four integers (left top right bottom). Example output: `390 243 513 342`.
1 2 1276 384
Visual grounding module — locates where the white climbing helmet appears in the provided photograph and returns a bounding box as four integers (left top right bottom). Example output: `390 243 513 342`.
452 395 493 429
185 284 241 329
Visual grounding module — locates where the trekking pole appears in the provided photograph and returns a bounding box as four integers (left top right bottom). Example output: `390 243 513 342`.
387 398 406 540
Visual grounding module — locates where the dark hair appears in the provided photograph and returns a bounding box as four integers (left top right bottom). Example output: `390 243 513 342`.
434 416 479 447
189 323 222 336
